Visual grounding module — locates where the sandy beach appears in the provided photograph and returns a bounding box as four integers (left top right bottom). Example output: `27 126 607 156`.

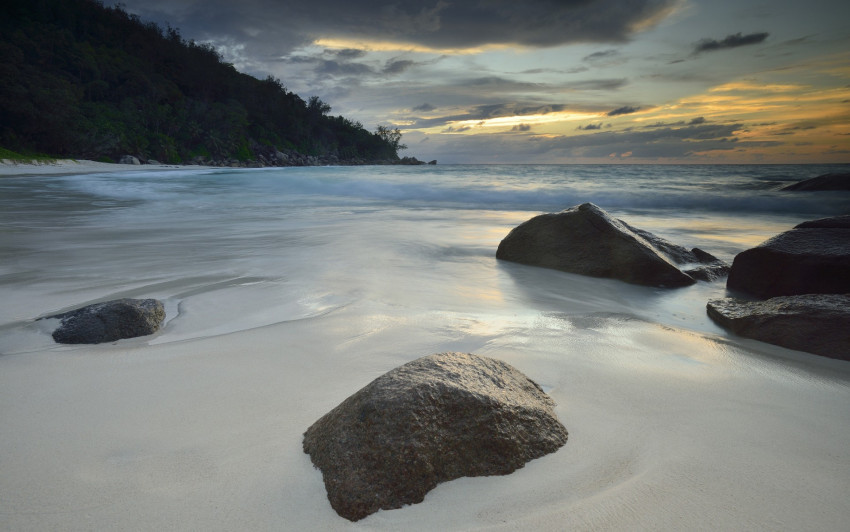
1 163 848 531
0 159 215 177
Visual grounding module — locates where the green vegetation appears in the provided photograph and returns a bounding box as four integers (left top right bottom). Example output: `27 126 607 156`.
0 146 57 164
0 0 403 164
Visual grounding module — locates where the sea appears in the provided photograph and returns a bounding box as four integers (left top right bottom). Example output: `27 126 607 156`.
1 163 848 352
2 163 850 530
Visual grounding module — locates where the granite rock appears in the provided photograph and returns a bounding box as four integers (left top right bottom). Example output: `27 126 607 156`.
496 203 728 287
726 216 850 298
707 294 850 360
303 352 568 521
780 172 850 191
47 298 165 344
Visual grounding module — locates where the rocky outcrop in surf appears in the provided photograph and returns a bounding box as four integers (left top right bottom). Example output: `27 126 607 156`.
780 172 850 191
303 352 568 521
710 215 850 359
496 203 728 287
707 294 850 360
46 298 165 344
726 215 850 298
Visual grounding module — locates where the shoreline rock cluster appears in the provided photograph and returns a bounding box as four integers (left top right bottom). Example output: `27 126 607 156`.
495 198 847 361
708 214 850 360
119 151 436 168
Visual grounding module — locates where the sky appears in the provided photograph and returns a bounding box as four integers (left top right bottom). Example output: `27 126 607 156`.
106 0 850 164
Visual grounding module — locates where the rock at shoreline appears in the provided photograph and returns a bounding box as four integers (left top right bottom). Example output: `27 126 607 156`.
46 298 165 344
780 172 850 191
726 215 850 298
496 203 729 287
119 155 140 165
707 295 850 360
303 352 568 522
795 215 850 229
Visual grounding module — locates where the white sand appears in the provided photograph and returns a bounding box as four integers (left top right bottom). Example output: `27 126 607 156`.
1 159 214 177
2 164 849 530
2 294 849 531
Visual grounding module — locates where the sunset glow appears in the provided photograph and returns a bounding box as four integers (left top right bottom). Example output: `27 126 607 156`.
109 0 850 163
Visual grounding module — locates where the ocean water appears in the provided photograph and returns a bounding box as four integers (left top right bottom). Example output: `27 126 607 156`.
2 164 850 530
1 163 848 353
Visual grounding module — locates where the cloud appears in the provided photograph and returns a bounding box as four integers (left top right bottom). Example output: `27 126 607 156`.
383 59 416 74
107 0 682 56
642 117 706 128
607 105 640 116
582 49 619 62
413 103 437 112
434 122 780 161
409 102 572 129
333 48 367 60
565 78 628 91
693 32 769 54
511 123 532 132
577 123 603 130
313 59 374 76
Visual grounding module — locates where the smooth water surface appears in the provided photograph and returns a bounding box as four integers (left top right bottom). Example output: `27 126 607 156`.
1 164 848 353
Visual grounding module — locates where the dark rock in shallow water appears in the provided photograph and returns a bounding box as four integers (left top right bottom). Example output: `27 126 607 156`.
795 215 850 229
302 352 568 521
780 172 850 191
707 295 850 360
47 298 165 344
726 216 850 298
496 203 729 287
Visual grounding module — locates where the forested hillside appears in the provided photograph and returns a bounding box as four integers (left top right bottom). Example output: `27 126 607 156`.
0 0 406 165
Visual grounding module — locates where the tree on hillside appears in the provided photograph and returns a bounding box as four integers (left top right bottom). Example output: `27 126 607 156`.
0 0 400 164
375 126 407 154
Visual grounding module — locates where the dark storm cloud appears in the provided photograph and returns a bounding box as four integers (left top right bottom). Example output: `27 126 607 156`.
693 32 769 54
607 105 640 116
106 0 681 55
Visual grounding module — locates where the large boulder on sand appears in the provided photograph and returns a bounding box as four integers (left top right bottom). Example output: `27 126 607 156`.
726 216 850 298
47 298 165 344
780 172 850 191
707 294 850 360
496 203 728 287
302 352 568 521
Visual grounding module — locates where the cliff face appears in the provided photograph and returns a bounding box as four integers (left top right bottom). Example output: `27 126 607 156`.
0 0 400 164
